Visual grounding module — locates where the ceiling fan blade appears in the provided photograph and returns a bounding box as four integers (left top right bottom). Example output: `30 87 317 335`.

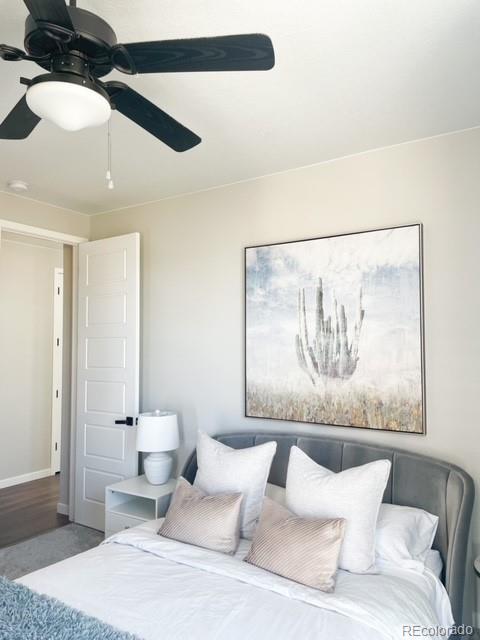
0 95 40 140
114 34 275 74
104 82 201 152
23 0 74 33
0 44 27 61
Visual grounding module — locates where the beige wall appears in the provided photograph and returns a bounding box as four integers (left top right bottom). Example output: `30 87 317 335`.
0 233 63 482
0 191 89 238
92 127 480 621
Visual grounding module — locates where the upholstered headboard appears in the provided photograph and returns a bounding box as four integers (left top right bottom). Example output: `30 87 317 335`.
182 432 474 625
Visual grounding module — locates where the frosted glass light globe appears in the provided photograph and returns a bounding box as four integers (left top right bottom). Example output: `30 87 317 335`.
26 80 111 131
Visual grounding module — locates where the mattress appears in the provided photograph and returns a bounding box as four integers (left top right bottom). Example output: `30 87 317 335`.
18 519 454 640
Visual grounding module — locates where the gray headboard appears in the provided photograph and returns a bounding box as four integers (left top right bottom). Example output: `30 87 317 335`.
182 431 474 625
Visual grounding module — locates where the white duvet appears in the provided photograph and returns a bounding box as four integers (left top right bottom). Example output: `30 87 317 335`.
19 519 454 640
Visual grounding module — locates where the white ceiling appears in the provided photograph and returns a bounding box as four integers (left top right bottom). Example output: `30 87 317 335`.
0 0 479 214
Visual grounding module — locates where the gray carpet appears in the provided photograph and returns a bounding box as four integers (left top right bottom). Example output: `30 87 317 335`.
0 524 104 580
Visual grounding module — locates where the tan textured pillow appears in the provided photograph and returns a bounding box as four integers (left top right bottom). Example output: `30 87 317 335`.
159 477 243 554
244 497 345 592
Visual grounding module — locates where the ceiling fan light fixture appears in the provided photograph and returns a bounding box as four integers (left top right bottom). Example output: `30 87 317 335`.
26 79 111 132
0 0 274 147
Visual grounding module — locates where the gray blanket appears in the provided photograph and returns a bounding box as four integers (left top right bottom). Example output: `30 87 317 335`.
0 576 140 640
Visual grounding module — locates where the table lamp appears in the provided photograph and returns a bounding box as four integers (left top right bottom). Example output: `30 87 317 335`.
136 410 179 485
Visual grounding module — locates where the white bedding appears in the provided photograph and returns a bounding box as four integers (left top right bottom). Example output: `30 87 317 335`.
19 519 454 640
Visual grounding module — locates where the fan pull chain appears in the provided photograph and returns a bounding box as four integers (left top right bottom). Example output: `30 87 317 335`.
106 118 114 190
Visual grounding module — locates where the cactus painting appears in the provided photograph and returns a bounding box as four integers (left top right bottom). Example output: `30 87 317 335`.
245 224 425 433
296 279 365 384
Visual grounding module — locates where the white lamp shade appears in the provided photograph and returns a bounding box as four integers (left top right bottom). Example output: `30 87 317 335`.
26 81 111 131
136 411 179 453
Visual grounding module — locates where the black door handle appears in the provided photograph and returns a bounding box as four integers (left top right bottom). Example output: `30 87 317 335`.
114 416 137 426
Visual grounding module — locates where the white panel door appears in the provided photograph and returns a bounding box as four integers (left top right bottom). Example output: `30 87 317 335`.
74 233 140 531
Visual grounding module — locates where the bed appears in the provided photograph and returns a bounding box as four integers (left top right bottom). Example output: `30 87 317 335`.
18 432 474 640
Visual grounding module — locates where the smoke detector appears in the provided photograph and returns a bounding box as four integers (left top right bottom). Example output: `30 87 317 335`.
7 179 28 192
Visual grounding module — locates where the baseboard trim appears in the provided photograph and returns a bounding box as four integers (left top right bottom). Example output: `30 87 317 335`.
0 468 52 490
57 502 69 516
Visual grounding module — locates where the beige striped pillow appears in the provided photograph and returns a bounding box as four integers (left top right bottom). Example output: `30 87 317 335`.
244 497 345 592
159 477 243 555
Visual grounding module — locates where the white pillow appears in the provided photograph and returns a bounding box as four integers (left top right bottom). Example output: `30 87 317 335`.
267 481 440 574
375 503 438 570
286 446 391 573
194 432 277 539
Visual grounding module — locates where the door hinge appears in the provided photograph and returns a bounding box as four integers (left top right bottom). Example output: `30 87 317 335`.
56 389 59 399
57 286 61 295
55 442 58 452
56 338 60 347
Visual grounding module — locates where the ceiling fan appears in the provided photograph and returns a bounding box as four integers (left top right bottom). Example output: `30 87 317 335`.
0 0 275 151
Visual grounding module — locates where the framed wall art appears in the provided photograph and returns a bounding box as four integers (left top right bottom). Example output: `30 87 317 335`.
245 224 425 433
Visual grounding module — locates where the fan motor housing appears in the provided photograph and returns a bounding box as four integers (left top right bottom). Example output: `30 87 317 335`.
24 6 117 78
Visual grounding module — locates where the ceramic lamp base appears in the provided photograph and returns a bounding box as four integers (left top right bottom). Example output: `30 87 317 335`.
144 452 173 485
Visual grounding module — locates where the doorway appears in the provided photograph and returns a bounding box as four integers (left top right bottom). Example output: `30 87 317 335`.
0 220 87 544
0 222 139 534
0 232 63 484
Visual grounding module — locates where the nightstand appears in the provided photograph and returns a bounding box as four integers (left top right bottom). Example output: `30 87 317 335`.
105 475 176 538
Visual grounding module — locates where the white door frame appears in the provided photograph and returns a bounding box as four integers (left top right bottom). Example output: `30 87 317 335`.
0 219 87 519
51 268 64 474
0 220 87 246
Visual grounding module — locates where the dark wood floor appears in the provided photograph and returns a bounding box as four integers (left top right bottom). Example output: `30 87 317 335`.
0 475 70 548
